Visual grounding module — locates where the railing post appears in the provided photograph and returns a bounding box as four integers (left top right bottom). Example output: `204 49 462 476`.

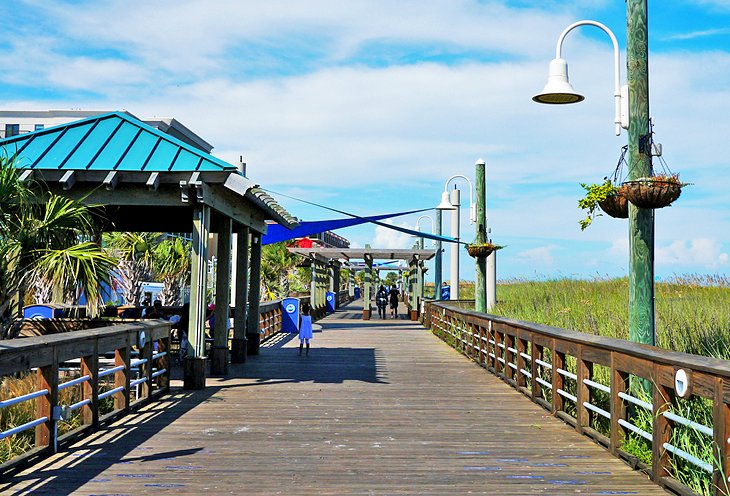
141 333 153 401
531 342 541 401
652 363 674 481
516 337 528 389
81 340 99 429
505 332 515 383
551 342 564 415
713 377 730 496
115 335 131 413
610 353 628 455
477 324 485 365
157 335 170 392
494 326 503 377
576 345 592 435
35 347 58 451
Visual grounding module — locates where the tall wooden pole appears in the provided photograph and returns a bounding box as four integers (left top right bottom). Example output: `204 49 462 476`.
246 232 262 355
231 227 249 363
211 218 232 375
475 159 487 313
627 0 655 346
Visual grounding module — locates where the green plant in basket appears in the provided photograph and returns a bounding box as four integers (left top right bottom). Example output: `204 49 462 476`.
465 242 504 258
578 180 620 230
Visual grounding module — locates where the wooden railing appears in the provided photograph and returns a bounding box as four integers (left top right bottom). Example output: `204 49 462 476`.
258 301 283 341
0 320 171 474
425 301 730 496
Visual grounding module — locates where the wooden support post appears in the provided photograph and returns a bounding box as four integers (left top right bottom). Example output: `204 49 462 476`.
35 348 58 451
552 343 565 415
494 327 503 377
713 378 730 496
531 343 542 401
156 336 170 392
363 254 372 320
115 337 131 413
576 345 592 434
246 232 263 355
184 204 209 390
505 333 515 383
141 332 153 401
610 354 628 455
231 228 249 363
81 341 98 429
652 363 674 481
516 337 527 389
211 218 232 375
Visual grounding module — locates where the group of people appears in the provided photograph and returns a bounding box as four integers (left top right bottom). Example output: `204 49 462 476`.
375 285 400 319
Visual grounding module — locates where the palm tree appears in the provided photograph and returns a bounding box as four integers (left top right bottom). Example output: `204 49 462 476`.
153 237 191 306
103 232 160 306
0 156 115 337
261 242 300 300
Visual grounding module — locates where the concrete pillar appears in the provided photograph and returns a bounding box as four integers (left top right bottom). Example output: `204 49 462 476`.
210 218 232 375
435 209 443 299
487 252 497 311
231 227 249 363
348 269 354 298
245 232 262 355
184 204 210 390
450 188 461 300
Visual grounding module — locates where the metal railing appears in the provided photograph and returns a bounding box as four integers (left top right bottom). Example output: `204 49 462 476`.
425 301 730 496
0 320 171 474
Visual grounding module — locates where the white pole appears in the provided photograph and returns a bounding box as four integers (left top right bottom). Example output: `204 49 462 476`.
450 188 461 300
487 252 496 311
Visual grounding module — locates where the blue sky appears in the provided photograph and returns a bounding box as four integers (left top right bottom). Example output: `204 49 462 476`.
3 1 730 282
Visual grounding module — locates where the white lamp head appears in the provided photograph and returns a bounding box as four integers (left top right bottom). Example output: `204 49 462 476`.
436 190 456 210
533 58 585 105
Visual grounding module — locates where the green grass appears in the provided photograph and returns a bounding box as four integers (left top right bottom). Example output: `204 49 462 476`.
435 275 730 495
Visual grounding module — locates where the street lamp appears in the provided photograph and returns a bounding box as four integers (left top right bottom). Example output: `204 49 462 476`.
439 175 475 300
533 13 656 349
414 215 435 249
533 20 629 136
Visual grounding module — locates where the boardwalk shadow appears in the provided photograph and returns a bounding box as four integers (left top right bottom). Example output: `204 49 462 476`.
231 347 388 385
0 387 218 495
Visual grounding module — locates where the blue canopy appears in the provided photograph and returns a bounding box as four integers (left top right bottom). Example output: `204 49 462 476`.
263 208 461 245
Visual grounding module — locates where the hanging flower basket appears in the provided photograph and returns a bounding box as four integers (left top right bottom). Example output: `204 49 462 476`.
598 189 629 219
622 176 684 209
465 243 503 258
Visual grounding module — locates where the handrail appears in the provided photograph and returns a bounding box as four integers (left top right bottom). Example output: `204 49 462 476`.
0 320 171 474
425 301 730 496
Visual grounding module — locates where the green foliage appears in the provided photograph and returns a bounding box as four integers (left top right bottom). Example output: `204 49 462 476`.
578 180 620 230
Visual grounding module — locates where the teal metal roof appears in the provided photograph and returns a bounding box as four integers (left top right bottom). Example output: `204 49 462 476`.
0 111 238 173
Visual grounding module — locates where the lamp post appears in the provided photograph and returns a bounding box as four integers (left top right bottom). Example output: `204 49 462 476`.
440 175 475 300
435 191 456 300
533 13 655 347
415 215 434 299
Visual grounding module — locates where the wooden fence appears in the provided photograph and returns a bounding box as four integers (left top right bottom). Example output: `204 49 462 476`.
0 320 171 475
425 301 730 496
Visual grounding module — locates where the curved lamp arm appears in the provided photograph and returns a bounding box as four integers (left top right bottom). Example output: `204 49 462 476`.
556 20 625 136
534 19 628 136
444 174 475 224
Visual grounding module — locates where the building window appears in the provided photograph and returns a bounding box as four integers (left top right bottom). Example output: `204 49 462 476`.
34 124 44 131
5 124 19 137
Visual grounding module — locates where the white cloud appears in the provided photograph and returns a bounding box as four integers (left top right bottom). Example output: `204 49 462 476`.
372 220 416 249
515 245 558 267
656 238 729 269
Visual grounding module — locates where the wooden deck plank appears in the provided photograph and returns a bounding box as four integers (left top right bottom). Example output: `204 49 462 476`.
1 301 667 495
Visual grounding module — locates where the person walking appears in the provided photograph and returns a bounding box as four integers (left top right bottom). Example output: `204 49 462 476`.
299 303 313 356
388 285 399 319
376 285 388 319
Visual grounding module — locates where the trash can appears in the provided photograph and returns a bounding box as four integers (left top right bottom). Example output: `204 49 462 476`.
440 285 451 301
281 297 300 333
354 287 361 299
23 304 69 319
325 292 336 313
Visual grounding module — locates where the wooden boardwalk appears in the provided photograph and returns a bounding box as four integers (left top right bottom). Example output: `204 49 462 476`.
1 301 666 495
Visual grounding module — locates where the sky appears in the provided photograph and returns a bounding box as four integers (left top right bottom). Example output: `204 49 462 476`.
3 0 730 283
